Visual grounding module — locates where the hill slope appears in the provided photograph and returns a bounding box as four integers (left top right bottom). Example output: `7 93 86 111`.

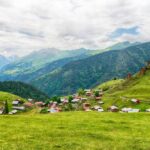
99 67 150 110
0 91 26 106
0 81 49 101
32 42 150 96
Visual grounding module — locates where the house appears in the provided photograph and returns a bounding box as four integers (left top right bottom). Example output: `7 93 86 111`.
86 91 92 96
12 106 25 111
108 105 119 112
0 107 4 114
0 110 3 115
95 97 102 100
35 101 45 107
83 103 91 111
81 98 87 101
121 108 140 113
12 99 22 106
93 105 100 110
146 109 150 112
84 89 92 96
98 108 104 112
84 89 91 92
47 107 61 113
99 92 104 96
72 98 80 103
121 108 132 113
98 101 104 105
61 98 68 104
9 110 18 115
49 102 57 109
131 99 141 104
24 102 34 108
47 108 57 113
28 99 35 103
128 109 140 113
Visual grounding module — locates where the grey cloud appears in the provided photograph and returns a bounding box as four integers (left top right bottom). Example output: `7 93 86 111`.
0 0 150 56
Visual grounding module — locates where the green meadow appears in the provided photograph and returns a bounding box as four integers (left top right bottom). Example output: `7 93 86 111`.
0 112 150 150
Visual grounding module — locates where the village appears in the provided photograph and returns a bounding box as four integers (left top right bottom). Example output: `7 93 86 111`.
1 87 150 115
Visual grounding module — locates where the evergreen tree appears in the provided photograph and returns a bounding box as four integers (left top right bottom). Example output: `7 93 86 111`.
68 96 73 103
4 100 9 114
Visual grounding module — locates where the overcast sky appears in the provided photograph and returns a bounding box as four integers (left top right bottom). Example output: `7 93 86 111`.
0 0 150 57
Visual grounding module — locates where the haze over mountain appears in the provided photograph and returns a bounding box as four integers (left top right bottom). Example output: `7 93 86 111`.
0 41 138 81
31 42 150 96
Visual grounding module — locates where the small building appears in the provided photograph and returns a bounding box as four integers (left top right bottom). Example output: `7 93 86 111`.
81 98 87 101
98 101 104 105
98 108 104 112
146 109 150 112
93 105 100 110
84 89 92 96
49 102 58 109
84 89 91 92
128 109 140 113
9 110 18 115
35 101 45 107
86 92 92 96
47 108 57 113
61 98 68 104
24 102 34 108
109 105 119 112
0 110 3 115
72 99 80 103
121 108 140 113
47 107 61 113
12 106 25 111
121 108 132 113
28 99 35 103
131 99 141 104
83 103 91 111
95 97 102 100
12 100 22 106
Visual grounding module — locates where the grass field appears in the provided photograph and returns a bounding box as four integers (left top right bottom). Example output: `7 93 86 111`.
0 112 150 150
95 70 150 110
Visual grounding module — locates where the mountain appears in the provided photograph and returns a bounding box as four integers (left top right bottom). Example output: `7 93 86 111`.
32 42 150 96
1 48 91 76
0 42 141 81
0 49 92 82
0 81 49 101
98 66 150 110
106 41 141 51
0 55 10 69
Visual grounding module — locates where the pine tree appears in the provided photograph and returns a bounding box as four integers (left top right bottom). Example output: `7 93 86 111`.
4 100 9 114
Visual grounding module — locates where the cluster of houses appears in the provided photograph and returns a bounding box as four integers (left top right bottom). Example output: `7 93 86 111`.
1 88 150 114
9 99 25 115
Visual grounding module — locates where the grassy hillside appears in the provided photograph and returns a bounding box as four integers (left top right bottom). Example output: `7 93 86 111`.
99 68 150 110
32 42 150 96
0 81 49 101
95 79 124 91
0 91 26 107
0 112 150 150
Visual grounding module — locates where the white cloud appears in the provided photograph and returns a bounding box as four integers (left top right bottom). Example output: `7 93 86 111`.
0 0 150 56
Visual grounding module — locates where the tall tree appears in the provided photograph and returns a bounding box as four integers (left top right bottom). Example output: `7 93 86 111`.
4 100 9 114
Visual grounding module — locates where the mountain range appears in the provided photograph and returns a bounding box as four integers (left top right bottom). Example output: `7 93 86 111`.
0 41 148 97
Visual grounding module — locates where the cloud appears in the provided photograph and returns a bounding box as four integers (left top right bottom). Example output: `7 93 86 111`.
0 0 150 56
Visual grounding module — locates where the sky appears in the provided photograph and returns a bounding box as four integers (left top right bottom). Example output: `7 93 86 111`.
0 0 150 57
